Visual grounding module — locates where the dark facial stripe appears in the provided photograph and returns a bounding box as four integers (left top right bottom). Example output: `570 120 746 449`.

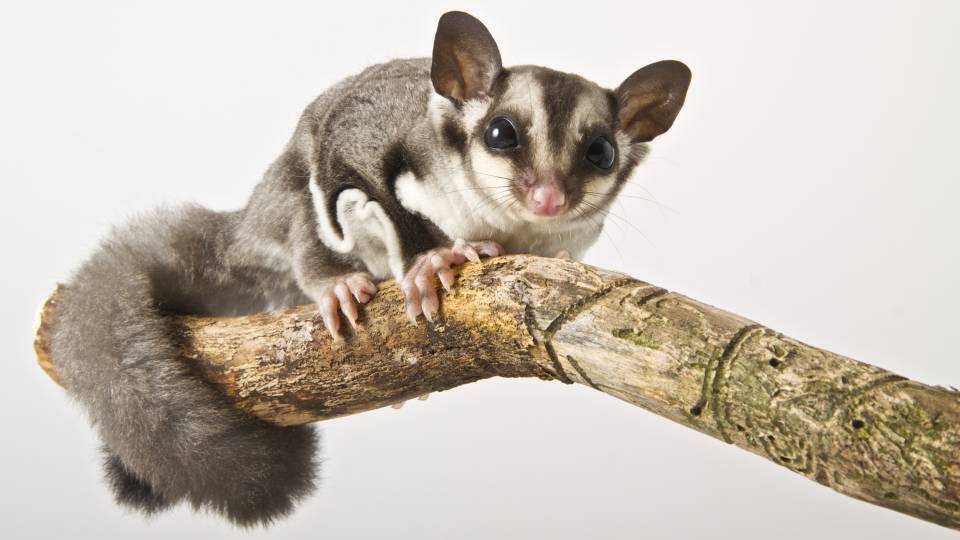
470 69 536 174
605 89 619 125
441 117 468 155
535 69 590 156
586 142 647 212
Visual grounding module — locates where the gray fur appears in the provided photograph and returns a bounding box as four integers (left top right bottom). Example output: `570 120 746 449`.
50 11 688 526
51 205 318 526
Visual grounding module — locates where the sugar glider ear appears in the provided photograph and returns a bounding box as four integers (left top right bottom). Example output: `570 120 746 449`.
615 60 692 142
431 11 503 103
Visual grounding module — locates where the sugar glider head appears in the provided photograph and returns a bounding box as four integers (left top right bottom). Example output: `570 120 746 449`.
429 11 691 225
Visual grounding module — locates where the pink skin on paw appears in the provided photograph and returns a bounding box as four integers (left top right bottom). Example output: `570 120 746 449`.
401 239 502 322
316 273 378 340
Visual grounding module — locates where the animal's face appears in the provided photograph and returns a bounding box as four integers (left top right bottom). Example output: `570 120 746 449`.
429 12 690 226
457 67 642 225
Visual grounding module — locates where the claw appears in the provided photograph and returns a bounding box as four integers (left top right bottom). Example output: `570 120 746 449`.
333 282 357 328
436 267 455 291
431 254 456 291
309 272 378 339
402 278 422 323
453 238 481 263
473 240 502 258
414 272 437 321
318 291 342 341
346 274 377 303
462 245 481 263
422 301 437 322
399 239 504 323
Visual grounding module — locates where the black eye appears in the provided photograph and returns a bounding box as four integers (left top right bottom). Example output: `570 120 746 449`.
585 136 615 169
484 117 519 150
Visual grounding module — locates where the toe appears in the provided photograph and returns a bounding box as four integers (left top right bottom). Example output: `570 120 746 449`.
318 290 341 340
402 258 428 323
414 268 438 321
346 274 377 304
453 238 480 263
470 240 502 258
401 275 422 323
333 281 358 328
430 253 456 291
436 267 455 291
555 249 571 260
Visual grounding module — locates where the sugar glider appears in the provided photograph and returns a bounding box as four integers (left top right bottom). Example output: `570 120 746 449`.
49 11 690 525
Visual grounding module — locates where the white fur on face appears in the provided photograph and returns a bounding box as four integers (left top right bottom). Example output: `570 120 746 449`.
404 89 598 256
463 72 628 228
403 97 517 243
400 77 650 261
460 96 491 134
456 72 560 226
503 71 556 173
423 92 529 233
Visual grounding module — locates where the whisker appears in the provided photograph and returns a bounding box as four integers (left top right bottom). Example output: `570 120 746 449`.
460 188 516 223
576 205 626 266
438 185 513 196
579 199 653 246
430 164 520 184
621 181 676 217
473 171 518 182
582 190 677 214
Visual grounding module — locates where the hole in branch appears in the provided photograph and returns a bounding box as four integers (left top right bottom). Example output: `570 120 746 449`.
852 419 865 429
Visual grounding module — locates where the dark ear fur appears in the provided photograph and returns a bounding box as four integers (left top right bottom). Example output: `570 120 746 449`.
616 60 691 142
431 11 503 103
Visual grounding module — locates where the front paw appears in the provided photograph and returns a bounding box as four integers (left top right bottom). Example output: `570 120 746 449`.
401 238 501 322
307 273 378 340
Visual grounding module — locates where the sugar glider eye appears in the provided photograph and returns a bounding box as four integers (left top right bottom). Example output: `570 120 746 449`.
484 116 519 150
585 136 615 169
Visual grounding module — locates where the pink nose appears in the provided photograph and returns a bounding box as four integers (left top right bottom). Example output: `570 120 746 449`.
529 185 567 216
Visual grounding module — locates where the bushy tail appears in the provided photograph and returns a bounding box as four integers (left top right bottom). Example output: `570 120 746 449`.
49 207 318 526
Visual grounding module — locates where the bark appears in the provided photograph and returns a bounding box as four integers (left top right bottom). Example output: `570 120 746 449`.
34 255 960 531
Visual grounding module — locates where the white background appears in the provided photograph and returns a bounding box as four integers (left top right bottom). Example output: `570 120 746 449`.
2 1 959 538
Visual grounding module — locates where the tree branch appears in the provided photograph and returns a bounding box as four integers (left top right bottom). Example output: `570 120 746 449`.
34 255 960 531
